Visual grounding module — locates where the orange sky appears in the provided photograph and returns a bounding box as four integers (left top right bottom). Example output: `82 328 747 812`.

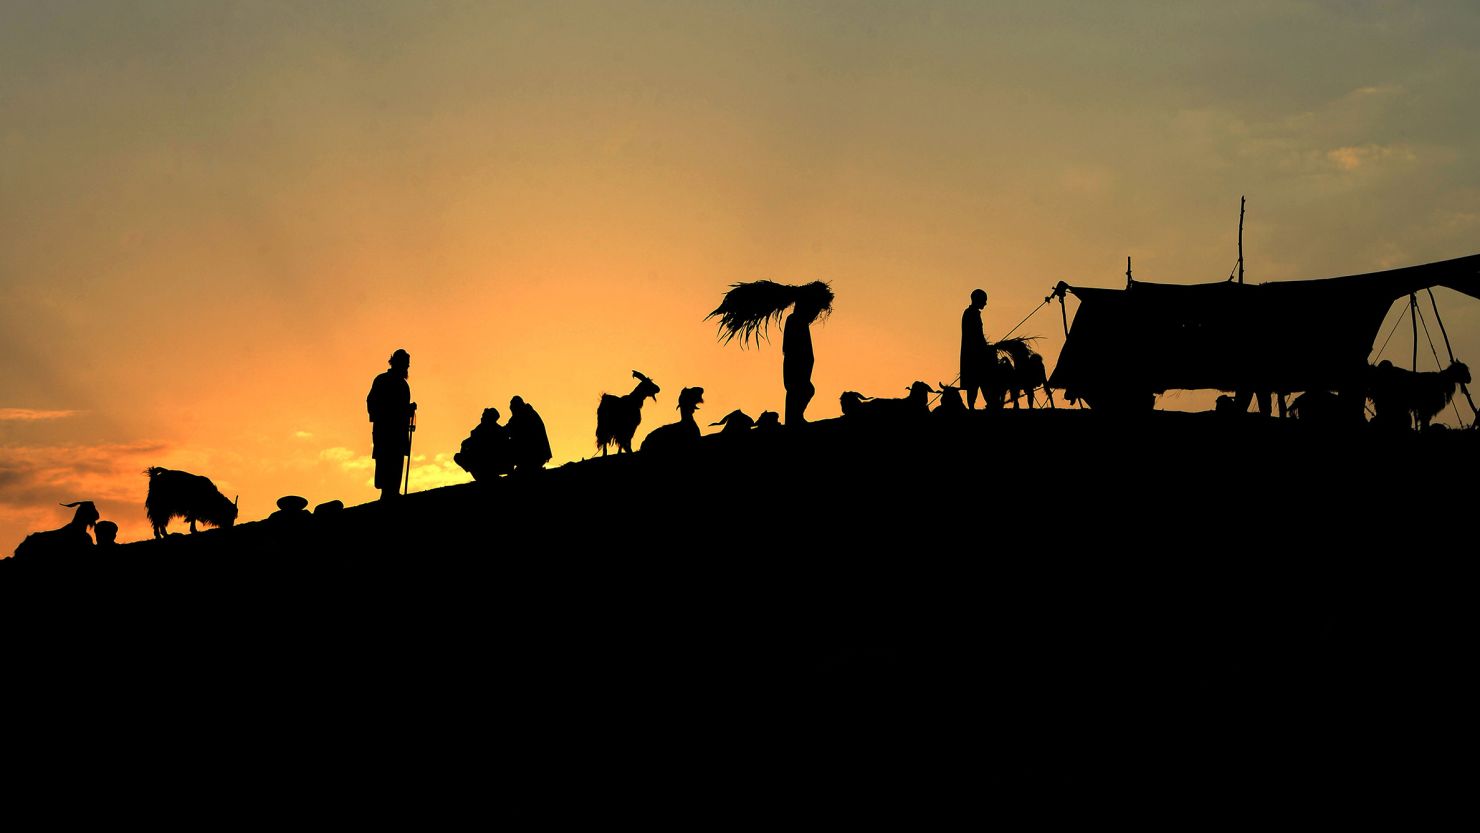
4 2 1480 548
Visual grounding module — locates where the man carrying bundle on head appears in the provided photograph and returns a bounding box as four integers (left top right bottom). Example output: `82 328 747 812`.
707 280 835 426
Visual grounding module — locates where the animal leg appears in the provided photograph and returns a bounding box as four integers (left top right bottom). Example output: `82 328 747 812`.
190 519 198 534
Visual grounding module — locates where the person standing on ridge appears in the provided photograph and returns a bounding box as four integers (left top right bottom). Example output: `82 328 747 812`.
367 349 416 501
961 289 993 410
707 280 835 426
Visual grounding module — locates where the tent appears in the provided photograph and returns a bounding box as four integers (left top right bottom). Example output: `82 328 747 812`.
1048 254 1480 409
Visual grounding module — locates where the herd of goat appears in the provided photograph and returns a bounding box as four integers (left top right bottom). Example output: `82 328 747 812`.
10 342 1473 557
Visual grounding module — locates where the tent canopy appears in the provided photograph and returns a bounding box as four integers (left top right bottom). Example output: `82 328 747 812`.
1048 254 1480 401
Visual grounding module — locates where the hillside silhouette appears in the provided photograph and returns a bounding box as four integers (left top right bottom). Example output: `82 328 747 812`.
2 409 1470 800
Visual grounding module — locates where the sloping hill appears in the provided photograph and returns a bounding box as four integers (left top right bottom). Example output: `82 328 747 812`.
2 410 1471 800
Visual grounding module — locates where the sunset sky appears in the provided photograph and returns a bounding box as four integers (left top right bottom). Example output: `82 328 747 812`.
4 1 1479 547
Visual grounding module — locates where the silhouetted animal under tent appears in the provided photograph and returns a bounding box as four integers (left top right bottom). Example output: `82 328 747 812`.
1048 254 1480 421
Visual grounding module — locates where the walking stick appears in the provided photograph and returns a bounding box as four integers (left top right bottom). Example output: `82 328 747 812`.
403 407 416 496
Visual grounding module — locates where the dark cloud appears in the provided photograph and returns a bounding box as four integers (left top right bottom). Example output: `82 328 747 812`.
0 441 169 508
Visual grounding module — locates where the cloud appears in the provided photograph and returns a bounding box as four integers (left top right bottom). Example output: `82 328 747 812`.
293 430 314 439
0 441 169 508
0 441 173 553
404 452 472 491
320 446 373 471
321 446 468 491
1326 144 1416 172
0 408 81 421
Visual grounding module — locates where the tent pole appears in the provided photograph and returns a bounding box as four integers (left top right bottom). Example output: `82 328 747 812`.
1410 293 1419 372
1426 287 1479 423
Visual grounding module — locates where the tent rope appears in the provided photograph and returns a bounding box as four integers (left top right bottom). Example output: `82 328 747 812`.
1373 303 1409 362
929 298 1051 407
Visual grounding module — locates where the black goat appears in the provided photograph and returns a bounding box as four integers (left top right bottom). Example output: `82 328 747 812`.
145 467 238 538
995 338 1053 409
642 387 705 454
596 370 661 455
1369 360 1471 430
14 501 100 561
841 381 933 420
933 382 967 417
709 409 755 435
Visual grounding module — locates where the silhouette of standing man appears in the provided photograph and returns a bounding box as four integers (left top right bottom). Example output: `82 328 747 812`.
961 289 992 410
367 349 416 501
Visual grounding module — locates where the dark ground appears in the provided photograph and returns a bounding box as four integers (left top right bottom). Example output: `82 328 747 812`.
2 409 1470 809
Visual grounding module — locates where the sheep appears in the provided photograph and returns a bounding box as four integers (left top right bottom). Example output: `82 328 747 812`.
13 501 100 561
709 409 755 435
840 381 933 420
1369 360 1471 430
642 387 706 454
596 370 661 455
145 467 238 538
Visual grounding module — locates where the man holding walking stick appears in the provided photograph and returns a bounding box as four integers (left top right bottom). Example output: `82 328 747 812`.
367 348 417 502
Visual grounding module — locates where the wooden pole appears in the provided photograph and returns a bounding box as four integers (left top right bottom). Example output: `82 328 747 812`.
1237 196 1245 284
1427 287 1478 421
1126 256 1133 289
1410 293 1419 372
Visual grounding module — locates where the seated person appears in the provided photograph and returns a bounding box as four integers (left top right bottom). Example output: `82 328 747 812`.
454 407 514 481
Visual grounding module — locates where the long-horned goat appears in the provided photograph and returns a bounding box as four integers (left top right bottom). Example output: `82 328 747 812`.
933 382 967 417
145 467 238 538
642 387 706 454
840 381 934 420
13 501 100 561
596 370 661 455
709 409 755 435
1368 360 1471 430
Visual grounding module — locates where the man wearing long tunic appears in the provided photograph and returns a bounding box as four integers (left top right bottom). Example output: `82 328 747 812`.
961 289 993 409
507 395 552 474
367 349 416 501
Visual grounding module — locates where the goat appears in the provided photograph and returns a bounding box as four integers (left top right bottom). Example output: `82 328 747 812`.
596 370 660 455
642 387 705 454
1369 360 1471 430
709 408 755 435
754 411 782 433
1288 390 1364 426
994 338 1053 409
841 381 933 420
933 382 967 418
13 501 100 561
145 467 238 538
